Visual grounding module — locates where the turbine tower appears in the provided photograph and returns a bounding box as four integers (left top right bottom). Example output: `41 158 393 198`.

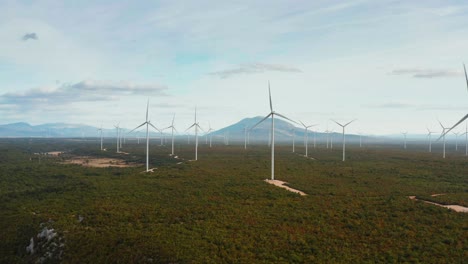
164 114 177 156
333 119 356 162
300 121 316 157
439 121 450 159
128 100 160 172
206 123 214 148
98 124 103 151
114 123 120 153
250 82 298 180
463 123 468 156
427 127 436 153
453 131 460 151
401 132 408 149
186 107 204 161
291 127 296 153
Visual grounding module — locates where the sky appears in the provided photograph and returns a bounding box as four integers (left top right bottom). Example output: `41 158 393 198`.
1 0 468 135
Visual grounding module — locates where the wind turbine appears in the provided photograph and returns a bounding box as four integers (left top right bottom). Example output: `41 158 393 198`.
329 130 334 149
186 107 204 161
401 132 408 149
439 121 450 159
128 100 160 172
427 127 436 153
98 124 103 151
325 129 330 149
333 119 356 162
463 123 468 156
164 114 177 156
299 121 316 157
114 123 120 153
250 82 298 180
453 131 460 151
243 126 248 150
440 64 468 137
206 123 214 148
291 127 296 153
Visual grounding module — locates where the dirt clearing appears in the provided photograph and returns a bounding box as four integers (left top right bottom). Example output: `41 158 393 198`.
265 179 307 196
62 156 139 168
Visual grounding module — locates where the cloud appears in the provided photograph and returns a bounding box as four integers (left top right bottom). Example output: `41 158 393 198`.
0 80 168 107
365 102 465 111
390 68 462 78
22 32 38 41
209 63 302 78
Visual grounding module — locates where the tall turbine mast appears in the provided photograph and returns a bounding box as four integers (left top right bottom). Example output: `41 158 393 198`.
300 121 316 157
186 107 204 161
439 121 450 159
114 123 120 153
249 82 298 180
333 119 356 162
98 124 103 151
427 127 436 153
164 114 177 156
128 100 160 172
401 132 408 149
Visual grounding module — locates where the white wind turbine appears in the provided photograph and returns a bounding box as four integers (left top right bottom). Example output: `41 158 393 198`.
186 107 204 161
333 119 356 162
206 123 214 148
291 127 296 153
401 132 408 149
463 123 468 156
250 82 298 180
426 127 436 153
164 114 177 156
329 130 334 149
98 124 103 151
453 131 460 151
243 126 248 150
128 100 160 172
114 123 120 153
299 121 316 157
439 121 450 159
440 63 468 137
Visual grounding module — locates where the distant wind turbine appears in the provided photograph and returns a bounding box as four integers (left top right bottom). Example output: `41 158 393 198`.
128 100 160 172
98 124 103 151
206 123 214 148
439 121 450 159
186 107 204 161
299 121 316 157
114 123 120 153
333 119 356 162
250 82 298 180
426 127 436 153
453 131 460 151
463 123 468 156
164 114 177 156
401 132 408 149
291 127 296 153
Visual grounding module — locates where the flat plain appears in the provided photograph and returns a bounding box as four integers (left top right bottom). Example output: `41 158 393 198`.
0 138 466 263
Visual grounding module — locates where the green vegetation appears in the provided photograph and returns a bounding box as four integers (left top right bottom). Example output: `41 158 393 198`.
0 138 467 263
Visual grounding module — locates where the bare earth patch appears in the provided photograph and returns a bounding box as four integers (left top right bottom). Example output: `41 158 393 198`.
265 179 307 196
62 156 138 168
46 151 64 156
409 196 468 213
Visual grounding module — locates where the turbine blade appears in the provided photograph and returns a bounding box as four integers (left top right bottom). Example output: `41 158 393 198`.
172 114 175 126
128 122 147 134
268 81 273 112
149 122 161 132
332 119 344 127
275 112 299 125
464 63 468 93
197 124 205 133
299 120 306 128
344 119 356 127
186 123 196 131
250 113 272 131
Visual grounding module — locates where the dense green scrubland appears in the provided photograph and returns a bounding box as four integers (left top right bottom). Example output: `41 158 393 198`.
0 138 466 263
